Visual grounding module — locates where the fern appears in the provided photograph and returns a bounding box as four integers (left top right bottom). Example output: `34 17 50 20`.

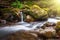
11 0 23 9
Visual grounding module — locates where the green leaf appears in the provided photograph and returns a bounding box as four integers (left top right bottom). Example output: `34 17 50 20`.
11 0 23 9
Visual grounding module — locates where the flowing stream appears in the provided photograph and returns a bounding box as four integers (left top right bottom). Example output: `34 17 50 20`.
0 13 60 38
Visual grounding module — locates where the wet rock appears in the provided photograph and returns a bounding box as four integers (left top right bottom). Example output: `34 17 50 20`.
6 30 38 40
40 27 56 38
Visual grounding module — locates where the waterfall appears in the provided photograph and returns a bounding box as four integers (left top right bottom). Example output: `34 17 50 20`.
20 12 24 23
16 11 31 26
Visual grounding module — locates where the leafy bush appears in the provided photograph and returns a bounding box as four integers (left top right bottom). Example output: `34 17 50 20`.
11 0 23 9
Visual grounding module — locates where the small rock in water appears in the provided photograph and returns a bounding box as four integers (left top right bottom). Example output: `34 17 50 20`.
1 20 6 24
41 27 56 37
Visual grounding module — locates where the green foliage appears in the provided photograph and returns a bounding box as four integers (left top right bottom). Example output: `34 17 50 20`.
24 1 34 6
11 0 23 9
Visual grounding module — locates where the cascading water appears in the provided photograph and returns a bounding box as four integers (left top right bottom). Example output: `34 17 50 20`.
20 12 24 23
16 11 31 26
16 11 47 30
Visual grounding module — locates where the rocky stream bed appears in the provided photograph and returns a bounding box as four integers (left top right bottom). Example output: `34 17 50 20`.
0 18 60 40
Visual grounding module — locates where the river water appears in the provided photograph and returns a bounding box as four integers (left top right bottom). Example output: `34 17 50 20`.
0 17 60 38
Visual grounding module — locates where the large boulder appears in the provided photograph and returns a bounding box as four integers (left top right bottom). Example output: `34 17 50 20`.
22 5 48 21
6 30 38 40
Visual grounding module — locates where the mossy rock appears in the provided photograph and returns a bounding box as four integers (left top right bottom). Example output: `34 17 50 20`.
55 22 60 31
